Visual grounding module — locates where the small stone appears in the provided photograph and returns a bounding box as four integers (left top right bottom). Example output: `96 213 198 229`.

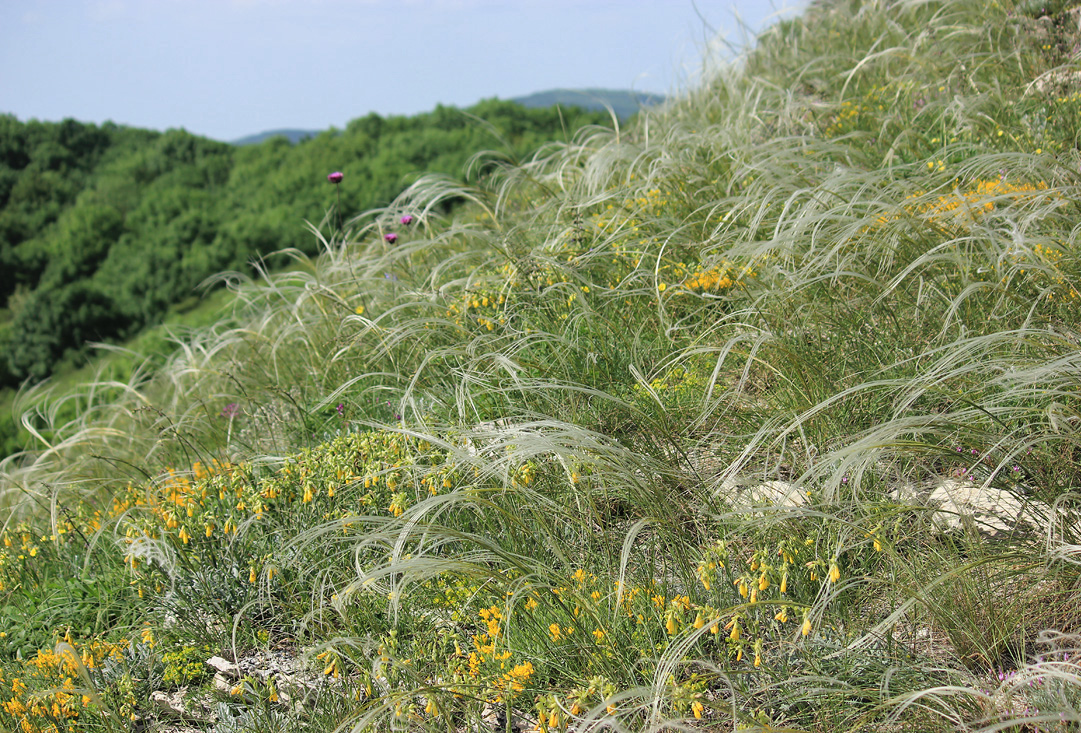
206 656 239 678
213 672 232 692
150 689 186 716
481 702 531 732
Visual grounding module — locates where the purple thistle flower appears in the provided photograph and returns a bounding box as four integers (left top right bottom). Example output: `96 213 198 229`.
400 214 414 225
385 232 399 244
327 172 344 233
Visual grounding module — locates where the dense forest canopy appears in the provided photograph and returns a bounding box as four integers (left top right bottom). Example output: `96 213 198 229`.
0 100 612 387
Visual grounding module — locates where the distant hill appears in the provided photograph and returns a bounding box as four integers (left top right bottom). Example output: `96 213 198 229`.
510 88 666 119
232 128 320 146
231 90 666 145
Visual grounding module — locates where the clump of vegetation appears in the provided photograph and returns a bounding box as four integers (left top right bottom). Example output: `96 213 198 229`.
3 0 1081 730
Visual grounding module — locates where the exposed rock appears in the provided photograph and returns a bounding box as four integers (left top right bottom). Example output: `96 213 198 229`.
713 470 1062 540
212 672 233 693
717 476 809 509
890 479 1051 536
205 646 338 712
148 687 216 731
206 655 239 678
1033 68 1081 95
151 689 189 716
750 480 809 507
273 672 322 709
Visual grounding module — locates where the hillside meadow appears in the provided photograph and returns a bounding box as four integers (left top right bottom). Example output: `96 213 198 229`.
0 101 613 458
2 0 1081 731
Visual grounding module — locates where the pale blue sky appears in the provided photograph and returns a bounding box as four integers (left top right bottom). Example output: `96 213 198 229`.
1 0 802 142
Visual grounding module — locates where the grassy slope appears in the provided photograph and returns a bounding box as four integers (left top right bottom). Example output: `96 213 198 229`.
2 0 1081 731
0 288 238 460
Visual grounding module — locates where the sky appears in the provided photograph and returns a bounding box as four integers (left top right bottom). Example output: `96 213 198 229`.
1 0 804 143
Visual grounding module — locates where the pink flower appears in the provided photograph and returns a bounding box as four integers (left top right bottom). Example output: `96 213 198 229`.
400 214 414 225
384 232 398 244
327 171 343 184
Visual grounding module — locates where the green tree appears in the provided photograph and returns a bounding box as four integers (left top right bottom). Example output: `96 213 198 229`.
6 282 124 381
37 204 124 290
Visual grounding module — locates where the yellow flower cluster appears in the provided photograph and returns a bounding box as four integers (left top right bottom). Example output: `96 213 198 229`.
444 291 508 333
0 634 128 733
879 179 1052 231
0 512 100 593
494 661 534 696
669 672 710 720
867 181 1080 304
478 605 503 638
561 675 619 724
462 622 519 702
111 431 465 592
630 187 670 217
823 98 873 138
680 263 750 293
1030 243 1081 301
821 86 889 138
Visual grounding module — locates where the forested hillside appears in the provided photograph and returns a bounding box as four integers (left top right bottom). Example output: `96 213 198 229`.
0 100 611 386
